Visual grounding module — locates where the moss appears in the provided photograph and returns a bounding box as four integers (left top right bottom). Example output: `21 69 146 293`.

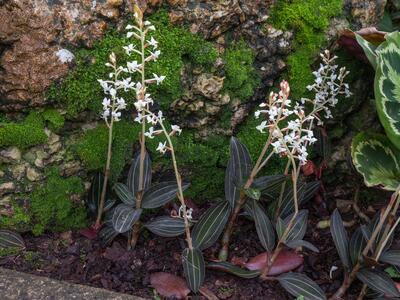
0 112 47 149
223 39 260 101
76 120 141 183
270 0 343 98
237 115 287 174
42 109 65 131
0 204 30 231
30 167 87 235
48 10 218 117
0 247 22 258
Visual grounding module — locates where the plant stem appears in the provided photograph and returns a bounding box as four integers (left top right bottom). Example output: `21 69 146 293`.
330 186 400 299
130 21 147 250
218 136 272 261
356 284 367 300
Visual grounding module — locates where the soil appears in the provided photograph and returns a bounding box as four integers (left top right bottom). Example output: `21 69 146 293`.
0 202 372 300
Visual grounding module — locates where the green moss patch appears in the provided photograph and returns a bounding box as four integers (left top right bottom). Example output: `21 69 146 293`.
48 10 218 117
270 0 343 98
30 167 87 235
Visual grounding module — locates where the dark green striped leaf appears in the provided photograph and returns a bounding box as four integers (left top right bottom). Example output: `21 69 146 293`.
245 188 261 200
0 230 25 249
380 250 400 267
112 204 142 233
279 181 320 218
85 172 110 217
230 137 252 187
251 199 275 252
349 227 366 265
192 202 231 250
207 261 260 279
144 216 185 237
104 198 116 212
225 159 240 207
369 212 394 251
252 174 287 193
127 150 152 195
330 209 351 270
277 273 326 300
276 217 285 239
98 225 118 246
141 182 190 209
357 268 400 297
182 248 205 293
284 210 309 242
114 183 135 205
286 240 319 253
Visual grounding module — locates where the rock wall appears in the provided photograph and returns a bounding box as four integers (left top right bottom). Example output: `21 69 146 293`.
0 0 386 232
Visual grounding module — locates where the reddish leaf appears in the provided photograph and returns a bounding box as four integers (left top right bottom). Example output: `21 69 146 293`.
230 255 247 267
339 28 387 64
79 225 99 240
103 242 131 262
245 250 304 275
396 282 400 292
301 161 316 176
150 272 190 299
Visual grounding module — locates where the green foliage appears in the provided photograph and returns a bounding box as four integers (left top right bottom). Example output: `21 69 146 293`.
357 31 400 150
351 132 400 191
0 247 22 258
223 39 260 101
270 0 343 98
48 10 218 117
42 109 65 131
0 112 47 149
30 167 87 235
0 205 30 231
76 120 141 183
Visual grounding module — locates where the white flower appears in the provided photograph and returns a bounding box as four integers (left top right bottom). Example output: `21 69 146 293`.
149 50 161 61
127 61 140 73
256 121 268 133
171 125 182 135
123 44 135 55
126 24 134 30
116 98 126 110
112 111 121 121
102 109 110 119
127 32 134 38
144 127 157 139
156 141 167 154
148 37 158 48
153 73 165 85
178 205 193 221
102 97 110 109
109 88 116 98
144 21 151 26
147 25 155 31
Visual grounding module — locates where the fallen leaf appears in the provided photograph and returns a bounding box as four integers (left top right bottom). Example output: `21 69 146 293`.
150 272 190 299
245 250 304 275
79 225 99 240
103 242 131 262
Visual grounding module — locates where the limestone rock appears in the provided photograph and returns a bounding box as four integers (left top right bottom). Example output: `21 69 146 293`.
0 147 21 163
0 182 16 195
350 0 386 28
26 167 41 182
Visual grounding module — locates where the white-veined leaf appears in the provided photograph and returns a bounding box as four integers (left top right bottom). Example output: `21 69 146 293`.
349 227 366 265
230 137 252 187
112 204 142 233
144 216 185 237
357 268 400 297
182 248 205 293
225 159 240 207
141 182 190 209
277 273 326 300
207 261 260 279
127 150 152 196
251 199 275 252
113 183 135 205
330 209 351 270
0 230 25 249
380 250 400 267
192 202 231 250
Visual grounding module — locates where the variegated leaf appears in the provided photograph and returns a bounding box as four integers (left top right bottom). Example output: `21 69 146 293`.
182 248 205 293
86 172 109 217
127 150 152 196
351 132 400 190
114 183 135 205
141 182 190 209
375 32 400 150
144 216 185 237
284 210 309 243
286 240 319 253
251 199 275 252
112 204 142 233
230 137 252 187
330 209 351 270
0 230 25 249
207 261 260 279
355 33 378 69
357 268 400 297
277 273 326 300
192 202 231 250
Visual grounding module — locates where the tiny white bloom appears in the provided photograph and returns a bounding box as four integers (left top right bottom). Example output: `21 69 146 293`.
148 37 158 48
153 73 165 85
171 125 182 135
156 141 167 154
